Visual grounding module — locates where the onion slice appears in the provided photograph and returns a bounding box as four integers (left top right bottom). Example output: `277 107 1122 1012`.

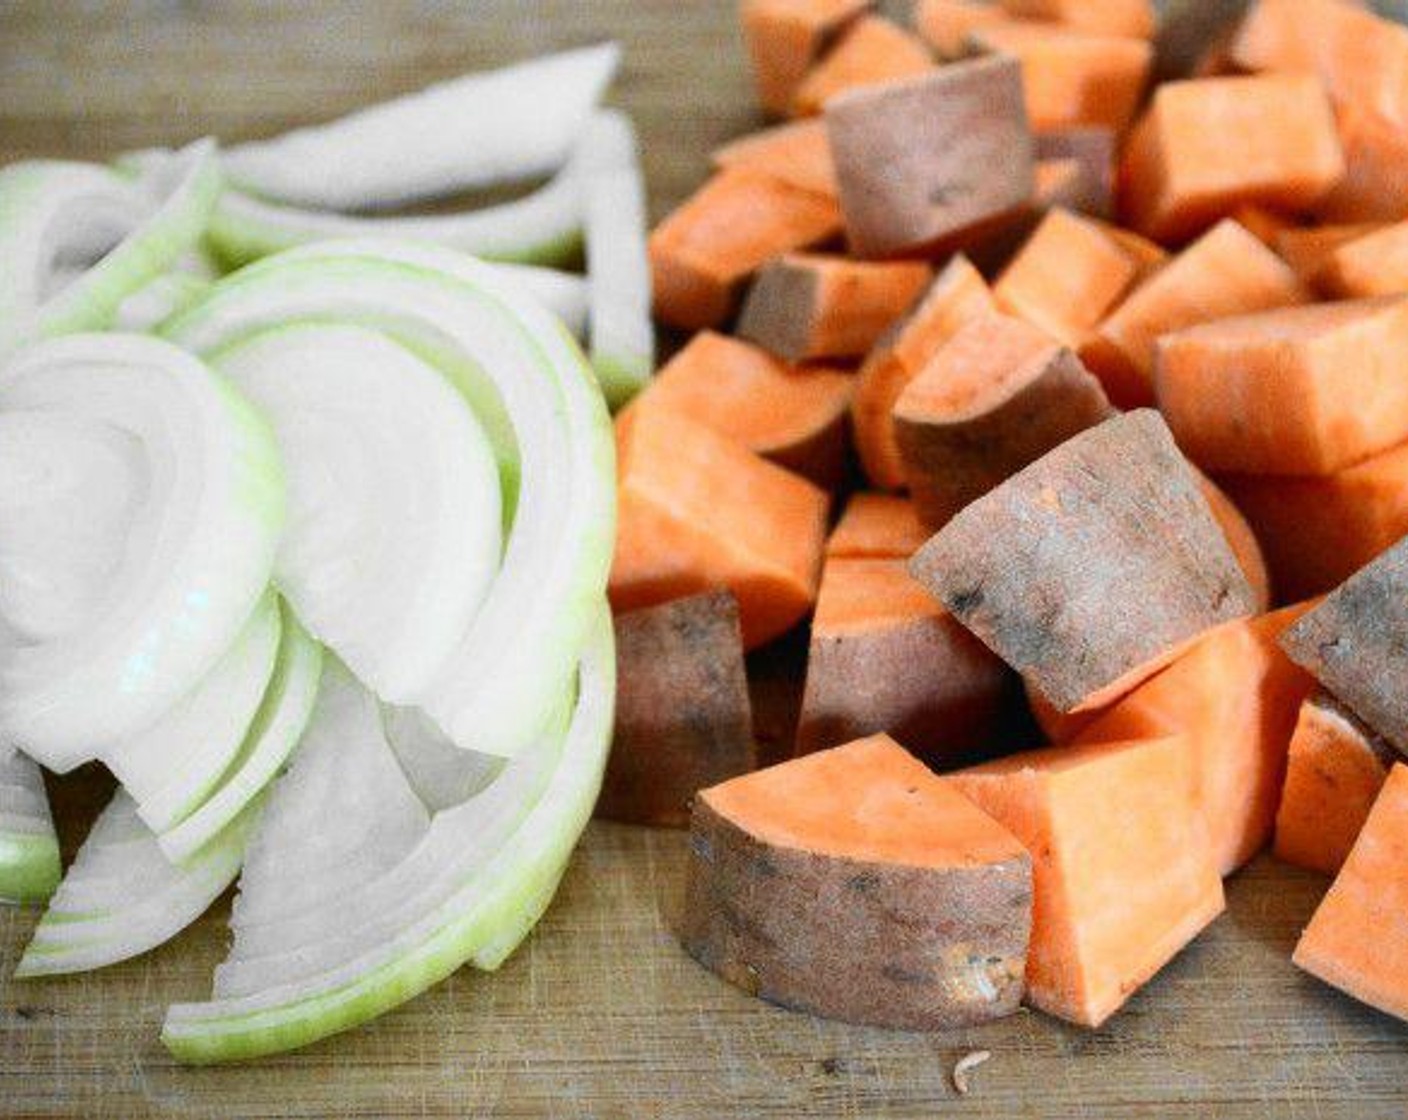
0 747 60 905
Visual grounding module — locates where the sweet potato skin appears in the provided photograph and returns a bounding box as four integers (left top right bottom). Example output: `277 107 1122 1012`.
911 410 1256 713
681 794 1032 1029
598 592 756 828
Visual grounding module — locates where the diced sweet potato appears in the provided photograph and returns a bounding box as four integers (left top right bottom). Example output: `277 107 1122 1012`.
894 312 1113 529
1293 762 1408 1023
737 253 932 361
599 592 755 827
791 15 935 116
914 0 1021 58
1274 223 1383 287
1230 204 1296 247
852 254 997 489
1318 103 1408 223
610 403 830 649
796 559 1015 759
825 492 928 558
825 56 1035 258
1231 0 1408 130
1082 218 1310 408
1156 297 1408 476
741 0 875 116
1274 692 1396 875
1281 536 1408 753
649 168 842 330
629 331 854 488
682 734 1032 1028
995 207 1144 346
950 735 1226 1027
712 119 839 199
1119 75 1345 243
1218 442 1408 602
1198 474 1272 613
1037 127 1116 218
998 0 1155 39
910 410 1256 713
970 22 1152 133
1310 221 1408 298
1069 604 1317 875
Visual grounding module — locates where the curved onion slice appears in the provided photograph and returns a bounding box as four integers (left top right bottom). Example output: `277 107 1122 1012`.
582 111 654 409
158 602 322 865
164 239 615 758
221 44 620 211
13 788 253 977
0 333 285 769
0 747 60 905
493 264 589 341
212 323 502 701
161 602 614 1064
0 141 220 357
114 272 211 333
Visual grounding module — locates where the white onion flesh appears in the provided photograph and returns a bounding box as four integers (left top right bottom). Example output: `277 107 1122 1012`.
0 746 60 905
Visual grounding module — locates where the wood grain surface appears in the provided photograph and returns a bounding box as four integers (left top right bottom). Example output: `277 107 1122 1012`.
1 2 1406 1117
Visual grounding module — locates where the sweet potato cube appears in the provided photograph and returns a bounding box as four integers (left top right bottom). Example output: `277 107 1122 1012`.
1274 223 1383 287
914 0 1020 58
796 559 1014 759
995 208 1144 346
970 22 1152 133
998 0 1155 39
683 735 1032 1029
1037 127 1115 218
791 15 934 116
741 0 875 116
636 331 853 488
648 168 842 330
1197 474 1272 614
1281 536 1408 754
911 410 1256 713
894 312 1113 529
1119 75 1344 243
1082 218 1310 408
610 403 829 649
852 254 997 489
1156 297 1408 476
1275 692 1396 876
825 492 929 558
825 56 1035 258
1311 221 1408 299
1318 103 1408 223
1293 762 1408 1023
599 592 755 827
712 119 839 199
737 253 932 361
951 735 1225 1027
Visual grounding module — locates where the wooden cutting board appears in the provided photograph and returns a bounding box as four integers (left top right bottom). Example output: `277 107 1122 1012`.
0 2 1405 1116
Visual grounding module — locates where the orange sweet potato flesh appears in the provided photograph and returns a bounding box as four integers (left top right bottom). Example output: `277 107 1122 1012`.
970 22 1152 133
995 207 1144 346
683 734 1032 1029
1119 75 1345 243
894 311 1113 529
712 119 839 199
610 403 829 649
1231 0 1408 130
825 492 929 558
999 0 1154 39
1218 441 1408 602
1318 103 1408 223
1274 223 1383 287
1274 692 1396 876
1293 762 1408 1023
914 0 1021 58
741 0 875 117
649 168 842 330
1156 297 1408 476
600 591 755 828
737 253 932 361
1311 221 1408 298
796 559 1015 760
631 331 854 489
1231 204 1297 247
950 735 1226 1027
852 254 997 490
1081 218 1310 408
1069 603 1317 875
790 15 934 117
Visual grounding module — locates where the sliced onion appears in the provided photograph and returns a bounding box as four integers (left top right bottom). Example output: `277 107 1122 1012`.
13 788 253 976
493 264 589 340
0 746 60 905
221 44 620 211
114 272 211 333
161 601 614 1064
164 239 615 759
0 141 220 357
582 111 654 408
0 333 285 769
